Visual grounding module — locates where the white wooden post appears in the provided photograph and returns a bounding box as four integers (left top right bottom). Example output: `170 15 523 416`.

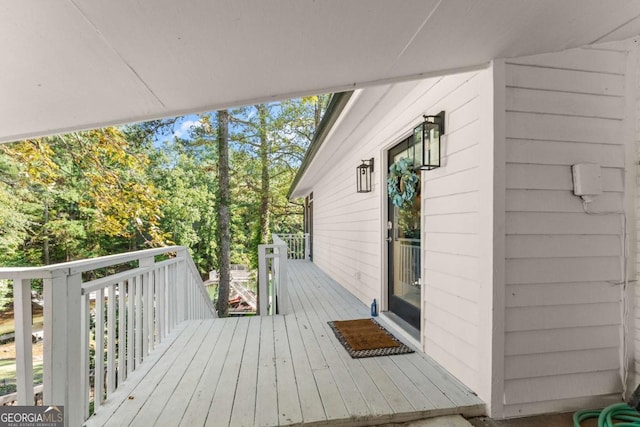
13 277 33 405
304 233 310 260
258 245 268 316
81 294 90 419
177 249 188 322
139 255 154 358
276 244 289 315
44 269 82 427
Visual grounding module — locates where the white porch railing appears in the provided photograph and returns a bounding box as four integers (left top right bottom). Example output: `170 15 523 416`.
397 238 421 288
0 246 215 426
276 233 310 260
257 234 293 315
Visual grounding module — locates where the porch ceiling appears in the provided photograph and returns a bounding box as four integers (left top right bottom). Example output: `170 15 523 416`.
3 1 640 143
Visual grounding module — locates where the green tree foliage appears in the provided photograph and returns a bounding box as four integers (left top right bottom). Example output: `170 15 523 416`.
0 95 330 285
0 129 165 265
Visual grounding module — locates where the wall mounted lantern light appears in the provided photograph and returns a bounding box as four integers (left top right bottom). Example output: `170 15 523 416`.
356 158 374 193
413 111 445 170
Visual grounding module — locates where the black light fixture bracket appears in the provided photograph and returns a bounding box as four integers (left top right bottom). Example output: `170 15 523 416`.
361 158 374 172
423 111 445 135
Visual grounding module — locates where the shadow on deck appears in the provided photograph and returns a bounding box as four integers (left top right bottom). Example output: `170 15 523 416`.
85 260 484 427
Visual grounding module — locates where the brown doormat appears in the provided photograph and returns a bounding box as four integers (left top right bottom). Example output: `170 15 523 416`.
327 318 414 358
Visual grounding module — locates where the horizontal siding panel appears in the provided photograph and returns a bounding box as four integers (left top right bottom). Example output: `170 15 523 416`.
506 282 621 307
425 269 480 302
424 286 478 324
439 143 481 176
425 251 478 281
313 239 381 258
505 189 624 213
505 347 620 380
423 167 478 199
506 212 622 235
447 95 480 133
506 48 626 74
505 302 620 332
505 325 621 356
506 112 623 144
444 117 480 156
504 394 621 419
423 300 478 347
505 163 623 191
504 370 621 405
506 235 621 258
423 318 478 368
506 257 620 284
424 337 479 392
425 233 479 258
505 64 625 96
506 139 625 168
507 87 624 120
425 212 479 234
424 191 478 216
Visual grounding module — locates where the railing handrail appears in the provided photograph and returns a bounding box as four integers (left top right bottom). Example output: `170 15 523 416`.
80 258 176 294
0 246 184 279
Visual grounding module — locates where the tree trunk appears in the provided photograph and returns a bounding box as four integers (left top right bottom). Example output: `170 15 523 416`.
43 199 50 265
257 104 270 246
216 110 231 317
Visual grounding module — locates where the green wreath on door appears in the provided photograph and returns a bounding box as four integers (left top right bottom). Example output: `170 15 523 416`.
387 157 419 209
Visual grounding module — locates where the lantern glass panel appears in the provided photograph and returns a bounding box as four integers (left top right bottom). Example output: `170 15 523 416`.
424 121 440 169
412 124 423 168
356 163 372 193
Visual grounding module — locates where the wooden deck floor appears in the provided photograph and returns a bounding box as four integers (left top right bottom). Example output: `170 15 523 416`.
86 260 484 427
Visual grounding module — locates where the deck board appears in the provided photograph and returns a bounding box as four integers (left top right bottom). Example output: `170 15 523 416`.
229 316 261 427
86 260 484 427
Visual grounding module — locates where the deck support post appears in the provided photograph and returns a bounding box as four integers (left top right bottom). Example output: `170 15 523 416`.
304 233 310 260
258 245 268 315
43 269 82 427
13 277 33 405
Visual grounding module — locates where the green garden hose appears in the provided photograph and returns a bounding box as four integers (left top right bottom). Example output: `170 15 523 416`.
574 403 640 427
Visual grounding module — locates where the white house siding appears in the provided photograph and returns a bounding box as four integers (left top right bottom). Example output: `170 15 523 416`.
420 72 485 395
502 45 631 417
307 70 490 399
308 81 426 305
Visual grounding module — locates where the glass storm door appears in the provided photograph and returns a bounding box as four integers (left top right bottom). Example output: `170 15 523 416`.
387 137 421 330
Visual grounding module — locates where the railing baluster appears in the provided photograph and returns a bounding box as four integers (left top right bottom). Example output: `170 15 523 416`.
135 275 143 367
81 293 90 418
142 272 149 358
95 288 105 408
148 269 155 351
158 266 165 341
107 285 116 396
126 279 134 376
117 281 126 386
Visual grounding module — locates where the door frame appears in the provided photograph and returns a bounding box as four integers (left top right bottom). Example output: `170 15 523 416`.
380 132 424 341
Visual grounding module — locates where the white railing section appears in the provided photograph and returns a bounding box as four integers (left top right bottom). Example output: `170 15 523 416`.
0 246 215 427
276 233 310 260
397 238 421 288
257 234 289 315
